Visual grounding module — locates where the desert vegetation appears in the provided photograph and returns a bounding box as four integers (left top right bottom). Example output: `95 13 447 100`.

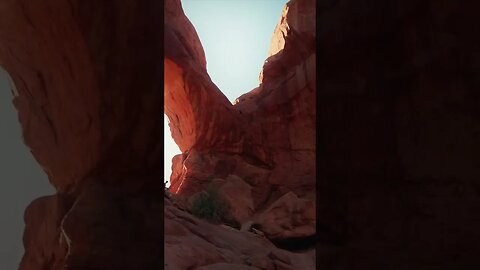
190 186 231 225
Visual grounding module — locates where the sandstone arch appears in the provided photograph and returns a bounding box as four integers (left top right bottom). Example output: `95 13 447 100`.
0 0 316 268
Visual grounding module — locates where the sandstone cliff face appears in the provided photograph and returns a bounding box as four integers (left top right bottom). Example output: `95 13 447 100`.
0 0 316 269
0 0 166 194
4 0 478 268
165 0 316 242
1 1 166 268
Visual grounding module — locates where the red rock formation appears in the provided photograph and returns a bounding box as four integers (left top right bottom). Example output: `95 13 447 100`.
5 0 478 268
0 0 316 268
20 194 71 269
164 195 316 270
0 0 165 194
165 0 246 155
165 0 316 248
1 1 166 269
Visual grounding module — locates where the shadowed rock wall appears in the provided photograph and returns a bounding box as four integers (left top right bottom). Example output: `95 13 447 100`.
0 1 165 268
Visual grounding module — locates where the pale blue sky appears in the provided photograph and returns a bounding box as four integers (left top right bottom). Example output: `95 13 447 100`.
164 0 288 184
0 69 54 269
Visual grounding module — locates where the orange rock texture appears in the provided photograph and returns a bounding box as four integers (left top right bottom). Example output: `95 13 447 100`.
0 0 316 269
4 0 480 268
1 0 165 269
165 0 316 238
164 0 317 267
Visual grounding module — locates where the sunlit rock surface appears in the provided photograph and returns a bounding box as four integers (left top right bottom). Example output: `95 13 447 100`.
0 0 316 268
165 0 316 255
1 0 479 268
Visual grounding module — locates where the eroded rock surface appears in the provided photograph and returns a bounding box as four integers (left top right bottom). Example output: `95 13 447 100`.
1 0 165 269
165 0 316 252
0 0 316 269
164 0 317 267
165 196 315 270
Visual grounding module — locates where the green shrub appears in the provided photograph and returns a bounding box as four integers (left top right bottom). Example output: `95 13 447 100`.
190 186 230 224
